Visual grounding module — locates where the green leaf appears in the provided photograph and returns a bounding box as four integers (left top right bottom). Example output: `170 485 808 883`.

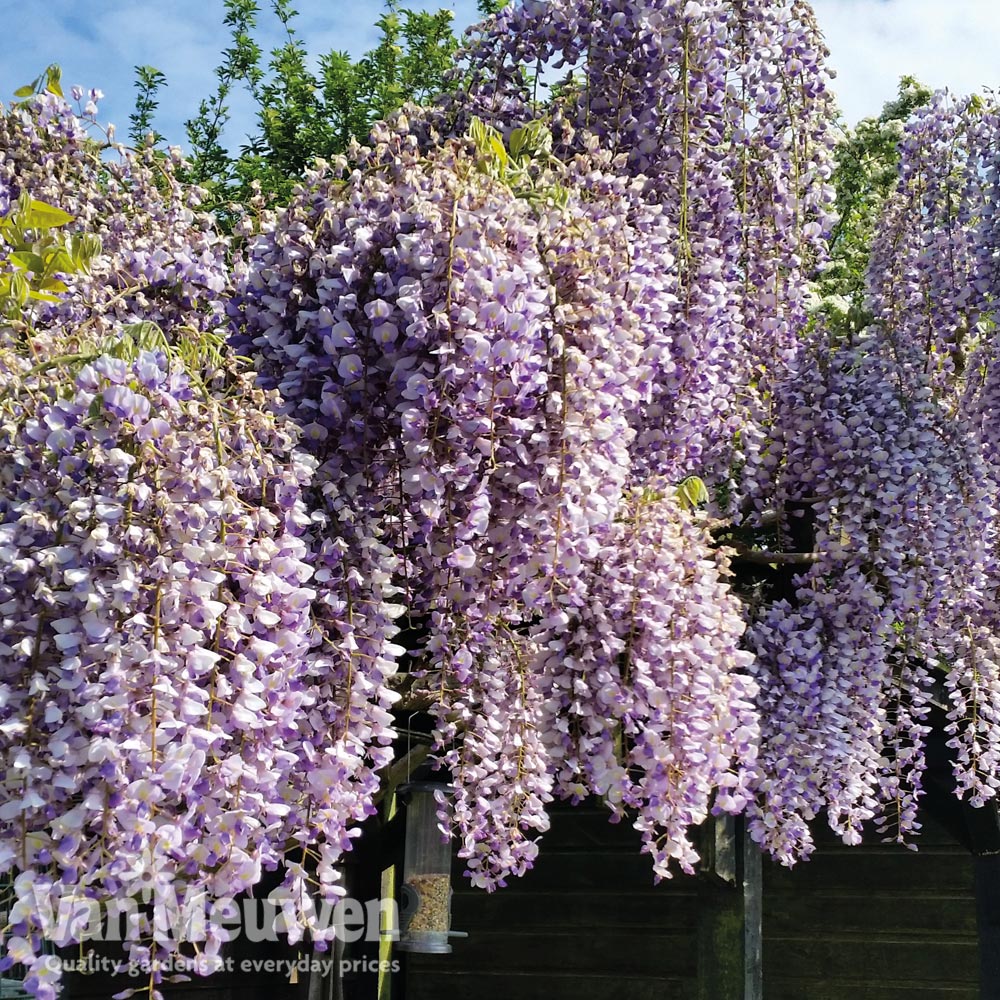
13 85 35 99
37 278 69 295
509 127 527 159
488 133 508 165
45 66 64 98
676 476 709 511
27 289 63 303
70 234 102 271
8 272 30 307
122 321 168 353
44 249 77 275
9 251 45 274
23 199 74 230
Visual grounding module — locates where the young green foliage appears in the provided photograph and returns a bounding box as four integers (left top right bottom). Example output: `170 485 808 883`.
818 76 934 335
13 64 63 102
128 65 168 146
182 0 265 198
180 0 465 220
0 193 99 319
469 116 567 206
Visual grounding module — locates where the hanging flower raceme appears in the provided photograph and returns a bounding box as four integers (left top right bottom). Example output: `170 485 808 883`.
745 88 1000 859
862 90 1000 814
0 92 402 997
446 0 838 506
746 326 994 860
0 90 229 356
943 98 1000 806
0 343 336 994
866 91 987 400
535 488 759 880
230 110 765 885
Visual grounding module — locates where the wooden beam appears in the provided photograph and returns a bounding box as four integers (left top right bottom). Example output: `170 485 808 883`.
963 800 1000 856
976 856 1000 1000
743 827 763 1000
697 817 762 1000
730 549 820 566
373 745 431 807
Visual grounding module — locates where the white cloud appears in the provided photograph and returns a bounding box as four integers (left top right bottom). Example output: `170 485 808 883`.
6 1 999 147
813 0 1000 122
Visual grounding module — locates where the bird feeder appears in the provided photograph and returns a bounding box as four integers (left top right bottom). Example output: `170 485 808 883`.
396 781 456 954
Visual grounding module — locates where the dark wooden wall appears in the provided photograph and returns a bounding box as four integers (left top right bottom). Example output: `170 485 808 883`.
58 930 312 1000
763 814 980 1000
403 805 981 1000
404 801 703 1000
45 800 985 1000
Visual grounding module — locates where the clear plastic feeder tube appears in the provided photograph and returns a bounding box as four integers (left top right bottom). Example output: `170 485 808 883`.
397 782 454 955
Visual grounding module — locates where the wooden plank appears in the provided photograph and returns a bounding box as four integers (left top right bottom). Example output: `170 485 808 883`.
696 819 760 1000
422 929 695 978
963 800 1000 855
765 892 979 936
766 982 978 1000
537 810 649 851
65 968 309 1000
763 935 979 983
451 890 698 931
763 852 974 893
773 841 972 858
60 956 239 999
699 813 738 887
762 821 980 999
405 803 704 999
480 851 693 892
64 981 238 1000
696 884 743 1000
406 972 696 1000
744 833 763 1000
975 855 1000 1000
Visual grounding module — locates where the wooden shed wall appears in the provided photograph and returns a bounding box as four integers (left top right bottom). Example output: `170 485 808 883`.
404 801 701 1000
763 815 980 1000
20 802 984 1000
404 806 981 1000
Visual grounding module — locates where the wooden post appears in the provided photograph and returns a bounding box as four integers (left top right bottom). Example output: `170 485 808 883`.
742 824 762 1000
961 799 1000 1000
697 816 762 1000
975 856 1000 1000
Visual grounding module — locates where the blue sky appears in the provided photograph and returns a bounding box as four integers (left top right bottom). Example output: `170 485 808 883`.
3 0 482 152
3 0 998 149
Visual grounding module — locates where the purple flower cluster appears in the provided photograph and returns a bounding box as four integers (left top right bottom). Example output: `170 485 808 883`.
748 336 984 859
0 347 336 993
229 59 790 881
0 90 228 356
858 92 1000 816
747 89 1000 862
0 94 401 997
17 3 1000 991
449 0 838 506
535 489 758 879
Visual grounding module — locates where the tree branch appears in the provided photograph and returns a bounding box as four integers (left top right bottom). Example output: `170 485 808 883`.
730 548 820 566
